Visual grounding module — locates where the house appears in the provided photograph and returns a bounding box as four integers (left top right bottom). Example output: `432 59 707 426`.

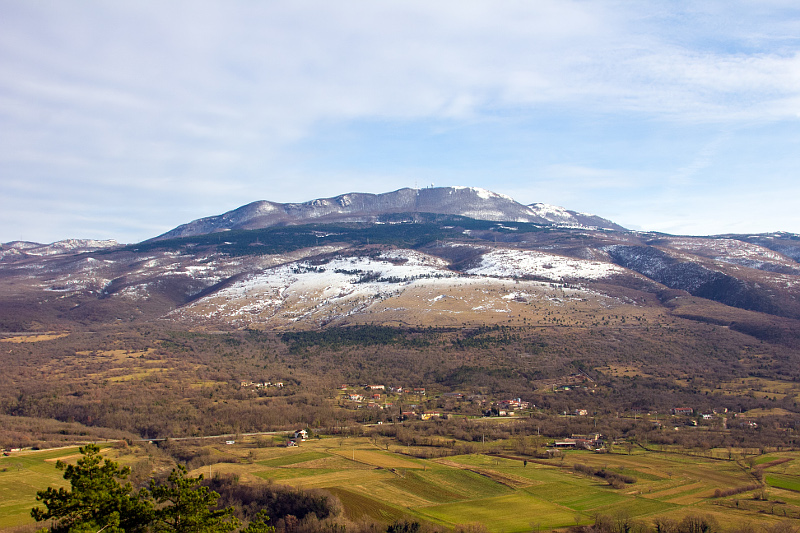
412 388 426 395
347 394 363 402
293 429 308 440
367 385 385 391
286 440 298 447
421 411 440 420
225 440 235 445
574 409 588 416
554 437 597 450
670 407 694 416
498 398 530 410
572 433 603 445
701 413 714 420
554 439 577 448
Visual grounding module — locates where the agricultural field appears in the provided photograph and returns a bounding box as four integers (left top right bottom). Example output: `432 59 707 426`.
4 437 800 532
0 447 81 529
189 440 800 530
0 442 170 530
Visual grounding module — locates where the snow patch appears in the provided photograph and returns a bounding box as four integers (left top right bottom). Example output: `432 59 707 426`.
465 249 622 281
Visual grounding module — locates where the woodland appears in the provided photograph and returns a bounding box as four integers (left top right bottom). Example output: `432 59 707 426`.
2 323 800 448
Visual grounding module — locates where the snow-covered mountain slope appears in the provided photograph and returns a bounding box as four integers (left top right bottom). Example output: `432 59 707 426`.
154 187 624 240
169 248 630 329
463 248 626 281
2 207 799 331
0 239 119 260
527 203 624 231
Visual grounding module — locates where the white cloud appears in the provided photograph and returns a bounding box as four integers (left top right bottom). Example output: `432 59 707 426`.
1 0 799 241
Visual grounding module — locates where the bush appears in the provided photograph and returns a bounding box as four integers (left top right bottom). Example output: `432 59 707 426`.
572 463 636 487
712 484 760 498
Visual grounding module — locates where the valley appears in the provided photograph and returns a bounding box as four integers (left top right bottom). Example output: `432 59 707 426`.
2 188 800 531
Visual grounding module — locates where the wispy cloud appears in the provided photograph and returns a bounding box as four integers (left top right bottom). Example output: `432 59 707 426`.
1 1 799 241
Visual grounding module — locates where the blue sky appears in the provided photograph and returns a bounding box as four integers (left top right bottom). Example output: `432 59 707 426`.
2 1 800 243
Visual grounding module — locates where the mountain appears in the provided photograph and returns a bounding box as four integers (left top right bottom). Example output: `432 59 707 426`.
153 187 625 240
2 186 800 355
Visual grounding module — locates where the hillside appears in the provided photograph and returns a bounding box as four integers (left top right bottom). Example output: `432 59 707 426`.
2 211 799 338
2 189 800 422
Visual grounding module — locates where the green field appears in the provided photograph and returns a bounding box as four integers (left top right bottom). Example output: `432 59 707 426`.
766 473 800 492
4 440 800 532
0 447 78 528
418 492 580 530
219 439 800 530
257 450 331 467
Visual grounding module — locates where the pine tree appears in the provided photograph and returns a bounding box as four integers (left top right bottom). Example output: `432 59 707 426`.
241 510 276 533
148 465 239 533
31 444 152 533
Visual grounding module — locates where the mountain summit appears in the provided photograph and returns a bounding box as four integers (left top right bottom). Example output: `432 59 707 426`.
154 186 624 240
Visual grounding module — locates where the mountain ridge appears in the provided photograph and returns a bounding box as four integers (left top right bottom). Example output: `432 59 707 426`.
153 186 626 241
1 186 799 341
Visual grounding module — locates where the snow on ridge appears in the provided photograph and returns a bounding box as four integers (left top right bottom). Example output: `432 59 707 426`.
253 202 279 215
465 249 622 281
188 253 456 309
529 203 569 216
2 241 41 250
8 239 120 257
527 203 576 222
665 237 792 264
450 186 514 201
378 249 450 268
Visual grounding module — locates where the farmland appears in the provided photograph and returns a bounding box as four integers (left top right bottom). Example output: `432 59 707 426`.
4 437 800 532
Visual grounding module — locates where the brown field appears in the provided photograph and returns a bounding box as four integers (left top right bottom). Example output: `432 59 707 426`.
0 333 70 343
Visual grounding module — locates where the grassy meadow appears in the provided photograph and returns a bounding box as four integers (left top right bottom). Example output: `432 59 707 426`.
0 447 75 529
3 438 800 532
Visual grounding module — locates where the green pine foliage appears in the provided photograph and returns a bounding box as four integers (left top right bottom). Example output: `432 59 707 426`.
149 466 239 533
241 511 276 533
31 446 254 533
31 443 152 533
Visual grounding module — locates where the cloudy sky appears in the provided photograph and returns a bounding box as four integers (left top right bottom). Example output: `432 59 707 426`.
2 1 800 243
